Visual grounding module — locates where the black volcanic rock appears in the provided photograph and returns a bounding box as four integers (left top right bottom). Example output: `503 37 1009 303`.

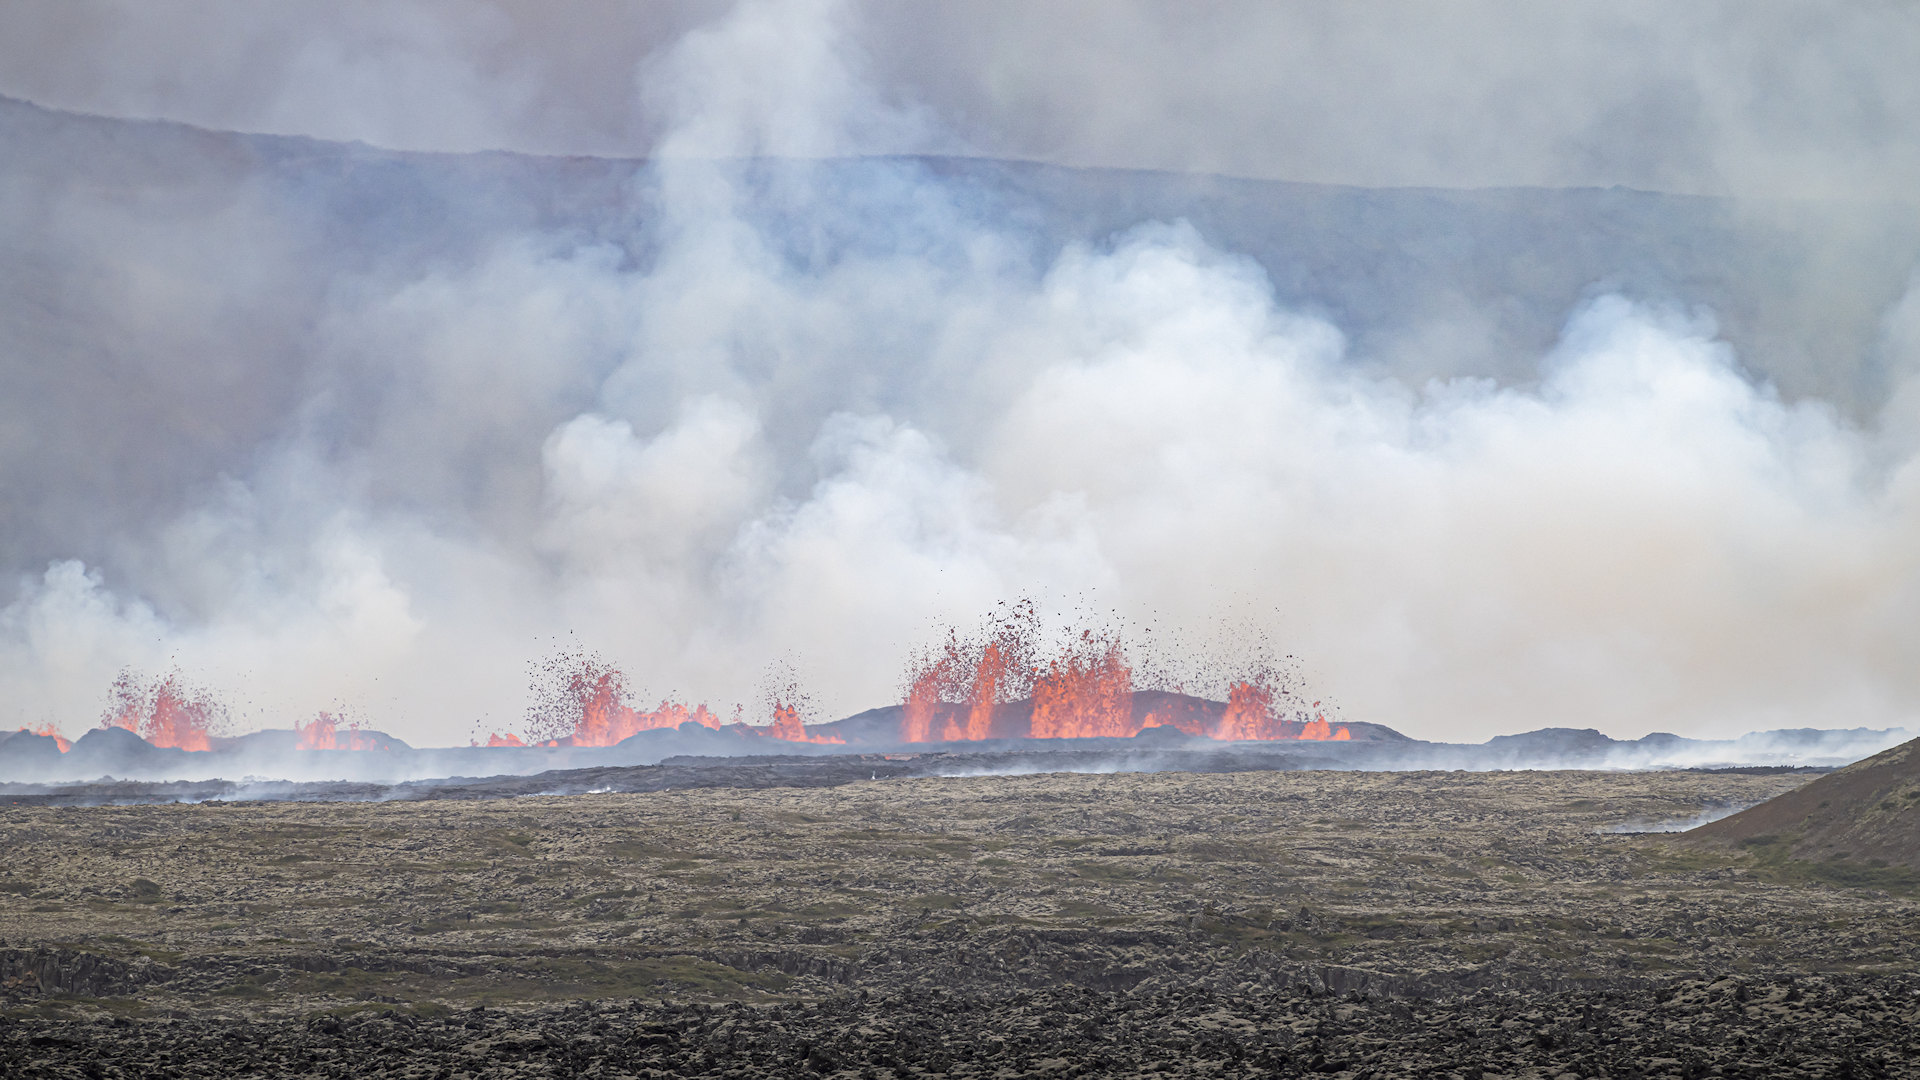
0 732 64 773
207 729 301 754
3 768 1917 1075
60 726 185 778
1634 731 1687 749
1685 735 1920 867
1481 727 1619 762
1130 722 1196 744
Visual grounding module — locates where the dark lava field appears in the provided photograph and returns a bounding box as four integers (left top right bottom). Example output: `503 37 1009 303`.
3 767 1917 1078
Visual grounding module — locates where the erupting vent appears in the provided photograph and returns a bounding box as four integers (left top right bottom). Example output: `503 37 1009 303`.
295 712 393 751
478 651 843 748
101 669 223 751
47 613 1349 753
19 723 71 753
897 610 1349 744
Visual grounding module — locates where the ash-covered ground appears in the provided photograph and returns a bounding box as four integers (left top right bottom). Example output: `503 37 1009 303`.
3 767 1917 1078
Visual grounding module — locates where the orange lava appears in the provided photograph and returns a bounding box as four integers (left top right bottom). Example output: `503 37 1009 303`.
900 634 959 743
1299 713 1351 741
16 724 71 752
520 654 723 747
900 603 1040 742
1029 632 1135 739
898 611 1354 743
484 650 853 748
754 700 844 744
101 670 221 751
295 712 390 751
1215 679 1278 740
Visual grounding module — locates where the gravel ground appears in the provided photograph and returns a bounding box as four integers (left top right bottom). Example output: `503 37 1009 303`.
2 767 1915 1077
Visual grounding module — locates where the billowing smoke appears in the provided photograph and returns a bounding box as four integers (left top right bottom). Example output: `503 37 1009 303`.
4 0 1920 746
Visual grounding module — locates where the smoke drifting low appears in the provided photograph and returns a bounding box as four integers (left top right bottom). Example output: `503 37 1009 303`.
5 1 1920 745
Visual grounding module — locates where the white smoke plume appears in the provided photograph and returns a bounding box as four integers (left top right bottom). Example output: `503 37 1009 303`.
3 0 1920 746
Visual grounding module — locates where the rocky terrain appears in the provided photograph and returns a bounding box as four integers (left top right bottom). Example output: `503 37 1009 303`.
2 767 1917 1076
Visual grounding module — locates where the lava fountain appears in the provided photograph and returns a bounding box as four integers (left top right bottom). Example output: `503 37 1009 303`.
897 610 1350 743
101 669 223 751
294 712 395 751
481 650 841 747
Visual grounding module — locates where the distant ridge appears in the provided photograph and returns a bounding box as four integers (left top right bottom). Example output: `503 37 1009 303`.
2 717 1908 789
1685 735 1920 868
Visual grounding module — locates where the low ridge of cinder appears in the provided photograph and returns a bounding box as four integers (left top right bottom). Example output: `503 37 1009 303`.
1684 736 1920 867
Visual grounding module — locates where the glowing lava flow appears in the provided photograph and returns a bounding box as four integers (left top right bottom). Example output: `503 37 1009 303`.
102 670 221 751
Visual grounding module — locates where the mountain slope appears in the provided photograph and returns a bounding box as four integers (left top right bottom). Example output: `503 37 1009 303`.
1685 736 1920 868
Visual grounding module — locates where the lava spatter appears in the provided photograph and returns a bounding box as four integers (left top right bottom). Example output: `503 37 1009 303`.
100 669 224 752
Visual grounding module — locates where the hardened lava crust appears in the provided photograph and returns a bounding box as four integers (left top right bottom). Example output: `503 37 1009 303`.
2 767 1917 1077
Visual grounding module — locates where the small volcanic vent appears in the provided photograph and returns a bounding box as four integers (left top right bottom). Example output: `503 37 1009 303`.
26 723 71 753
1217 676 1349 741
295 712 394 751
481 650 842 747
755 666 844 745
1216 679 1275 740
509 650 722 747
100 669 224 751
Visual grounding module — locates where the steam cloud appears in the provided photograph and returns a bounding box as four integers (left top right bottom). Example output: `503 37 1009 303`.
5 0 1920 745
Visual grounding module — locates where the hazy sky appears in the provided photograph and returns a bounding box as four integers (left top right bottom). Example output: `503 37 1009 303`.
3 1 1920 197
6 1 1920 747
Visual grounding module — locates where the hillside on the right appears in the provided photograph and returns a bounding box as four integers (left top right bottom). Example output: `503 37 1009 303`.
1685 735 1920 870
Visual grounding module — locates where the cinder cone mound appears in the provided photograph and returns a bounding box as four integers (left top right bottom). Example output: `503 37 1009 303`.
1685 736 1920 867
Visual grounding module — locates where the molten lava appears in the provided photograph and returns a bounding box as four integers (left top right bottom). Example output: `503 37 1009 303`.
1299 713 1351 741
900 602 1041 742
1029 632 1135 739
900 648 952 744
295 712 390 751
518 653 722 747
897 612 1354 743
754 700 844 744
15 724 71 752
101 669 221 751
1213 682 1349 741
1216 679 1278 740
482 650 843 748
